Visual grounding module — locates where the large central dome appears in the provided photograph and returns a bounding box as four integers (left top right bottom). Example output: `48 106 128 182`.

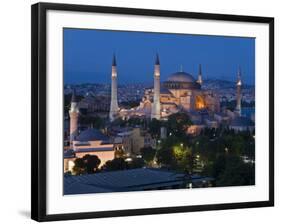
167 71 196 83
164 71 200 90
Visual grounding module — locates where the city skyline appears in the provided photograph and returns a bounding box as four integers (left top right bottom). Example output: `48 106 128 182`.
64 28 256 194
64 28 255 85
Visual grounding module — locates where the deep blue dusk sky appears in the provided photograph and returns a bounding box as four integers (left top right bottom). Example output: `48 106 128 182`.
64 28 255 85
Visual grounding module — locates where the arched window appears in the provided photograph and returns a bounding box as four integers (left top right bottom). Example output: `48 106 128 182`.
195 95 206 110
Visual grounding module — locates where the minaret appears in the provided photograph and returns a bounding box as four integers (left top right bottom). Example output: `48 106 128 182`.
180 64 183 72
235 67 242 116
109 54 119 121
69 89 79 144
151 54 161 120
197 64 203 85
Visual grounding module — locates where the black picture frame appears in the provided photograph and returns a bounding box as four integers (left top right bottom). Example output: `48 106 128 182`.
31 2 274 222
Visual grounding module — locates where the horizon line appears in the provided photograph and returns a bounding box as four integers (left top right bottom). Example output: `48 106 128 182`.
64 78 255 87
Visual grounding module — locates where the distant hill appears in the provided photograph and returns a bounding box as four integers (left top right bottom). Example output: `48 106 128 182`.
202 79 254 90
65 79 254 92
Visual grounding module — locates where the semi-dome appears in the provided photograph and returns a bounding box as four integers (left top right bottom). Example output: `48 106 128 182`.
167 71 196 83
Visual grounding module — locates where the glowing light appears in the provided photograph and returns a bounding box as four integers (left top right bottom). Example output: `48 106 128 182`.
68 160 75 172
195 95 206 110
173 146 186 159
112 72 117 77
125 158 132 162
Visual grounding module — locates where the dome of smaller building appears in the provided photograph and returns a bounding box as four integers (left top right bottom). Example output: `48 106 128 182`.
76 128 109 142
167 72 196 83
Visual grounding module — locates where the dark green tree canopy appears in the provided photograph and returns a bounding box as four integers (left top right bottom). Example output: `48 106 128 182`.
72 154 101 175
102 158 128 171
140 147 156 163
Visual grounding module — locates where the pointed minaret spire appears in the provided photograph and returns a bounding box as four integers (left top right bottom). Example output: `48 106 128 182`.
235 66 242 116
151 54 161 120
180 64 183 72
237 66 242 86
197 64 203 85
69 88 79 145
71 88 77 103
109 54 119 121
155 53 160 65
112 53 117 66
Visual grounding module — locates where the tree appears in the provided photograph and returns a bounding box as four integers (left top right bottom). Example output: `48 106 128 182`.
148 118 162 137
102 158 128 171
83 154 101 174
156 135 190 169
72 154 101 175
72 158 86 175
156 141 196 173
190 135 211 163
210 154 226 178
173 145 190 171
203 154 255 187
156 147 174 168
216 155 255 186
128 158 145 169
140 147 156 164
166 112 192 137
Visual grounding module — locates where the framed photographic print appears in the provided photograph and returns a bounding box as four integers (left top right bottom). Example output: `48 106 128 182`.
31 2 274 222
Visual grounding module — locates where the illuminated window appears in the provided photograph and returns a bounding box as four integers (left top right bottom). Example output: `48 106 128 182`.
195 95 206 110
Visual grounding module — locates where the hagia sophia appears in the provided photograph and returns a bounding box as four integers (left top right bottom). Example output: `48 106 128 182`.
112 54 220 121
64 54 255 173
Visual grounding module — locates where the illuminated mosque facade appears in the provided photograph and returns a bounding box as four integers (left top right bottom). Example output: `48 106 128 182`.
111 54 220 120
